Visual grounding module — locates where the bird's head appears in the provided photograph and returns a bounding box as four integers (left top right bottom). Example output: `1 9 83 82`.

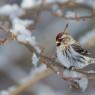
56 24 75 47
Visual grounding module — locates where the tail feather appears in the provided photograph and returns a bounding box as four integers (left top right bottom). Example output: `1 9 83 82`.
88 58 95 64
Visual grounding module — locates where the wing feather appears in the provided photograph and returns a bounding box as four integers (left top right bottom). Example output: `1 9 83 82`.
71 43 89 56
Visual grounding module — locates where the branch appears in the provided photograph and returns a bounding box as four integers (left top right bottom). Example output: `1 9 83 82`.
0 1 95 94
63 14 95 20
10 68 53 95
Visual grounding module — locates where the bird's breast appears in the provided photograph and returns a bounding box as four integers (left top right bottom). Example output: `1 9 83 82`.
56 47 72 68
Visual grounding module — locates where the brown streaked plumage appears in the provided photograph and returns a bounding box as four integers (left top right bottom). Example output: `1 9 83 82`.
56 24 95 69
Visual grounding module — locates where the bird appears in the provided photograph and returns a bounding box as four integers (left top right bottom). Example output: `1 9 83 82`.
56 24 95 70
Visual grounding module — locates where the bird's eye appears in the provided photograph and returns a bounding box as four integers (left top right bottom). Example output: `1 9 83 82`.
58 38 63 42
57 43 61 46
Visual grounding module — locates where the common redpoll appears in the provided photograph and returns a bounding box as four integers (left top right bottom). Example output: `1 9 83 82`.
56 24 95 70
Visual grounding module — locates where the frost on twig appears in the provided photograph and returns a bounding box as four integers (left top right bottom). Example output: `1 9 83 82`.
0 0 95 94
20 0 95 21
10 17 41 53
0 17 94 94
32 53 40 66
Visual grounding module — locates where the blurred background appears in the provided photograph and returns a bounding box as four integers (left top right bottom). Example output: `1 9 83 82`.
0 0 95 95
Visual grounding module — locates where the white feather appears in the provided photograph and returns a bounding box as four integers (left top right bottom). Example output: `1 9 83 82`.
56 47 72 68
56 45 89 69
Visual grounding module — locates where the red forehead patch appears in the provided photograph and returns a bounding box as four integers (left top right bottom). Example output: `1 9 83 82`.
56 32 63 41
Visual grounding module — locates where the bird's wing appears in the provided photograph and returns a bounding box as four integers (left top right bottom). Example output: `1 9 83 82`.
71 43 90 56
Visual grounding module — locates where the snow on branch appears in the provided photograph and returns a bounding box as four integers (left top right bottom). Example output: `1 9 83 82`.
0 0 95 95
0 4 24 20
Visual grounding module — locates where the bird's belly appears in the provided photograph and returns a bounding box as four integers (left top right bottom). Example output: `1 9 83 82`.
56 48 87 69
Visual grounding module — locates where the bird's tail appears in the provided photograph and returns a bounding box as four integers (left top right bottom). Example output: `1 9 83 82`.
88 57 95 64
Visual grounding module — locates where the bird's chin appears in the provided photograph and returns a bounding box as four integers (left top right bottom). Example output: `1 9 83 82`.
56 46 63 51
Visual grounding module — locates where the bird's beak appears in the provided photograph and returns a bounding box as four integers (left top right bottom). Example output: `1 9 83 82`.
56 41 61 46
56 41 59 44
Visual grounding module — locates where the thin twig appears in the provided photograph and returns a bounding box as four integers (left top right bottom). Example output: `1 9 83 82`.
0 1 95 94
52 14 95 20
10 69 53 95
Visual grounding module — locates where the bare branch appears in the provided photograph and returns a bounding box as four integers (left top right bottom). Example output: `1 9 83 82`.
10 69 53 95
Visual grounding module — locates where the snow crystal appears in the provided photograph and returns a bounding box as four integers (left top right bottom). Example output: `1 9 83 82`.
32 53 39 66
